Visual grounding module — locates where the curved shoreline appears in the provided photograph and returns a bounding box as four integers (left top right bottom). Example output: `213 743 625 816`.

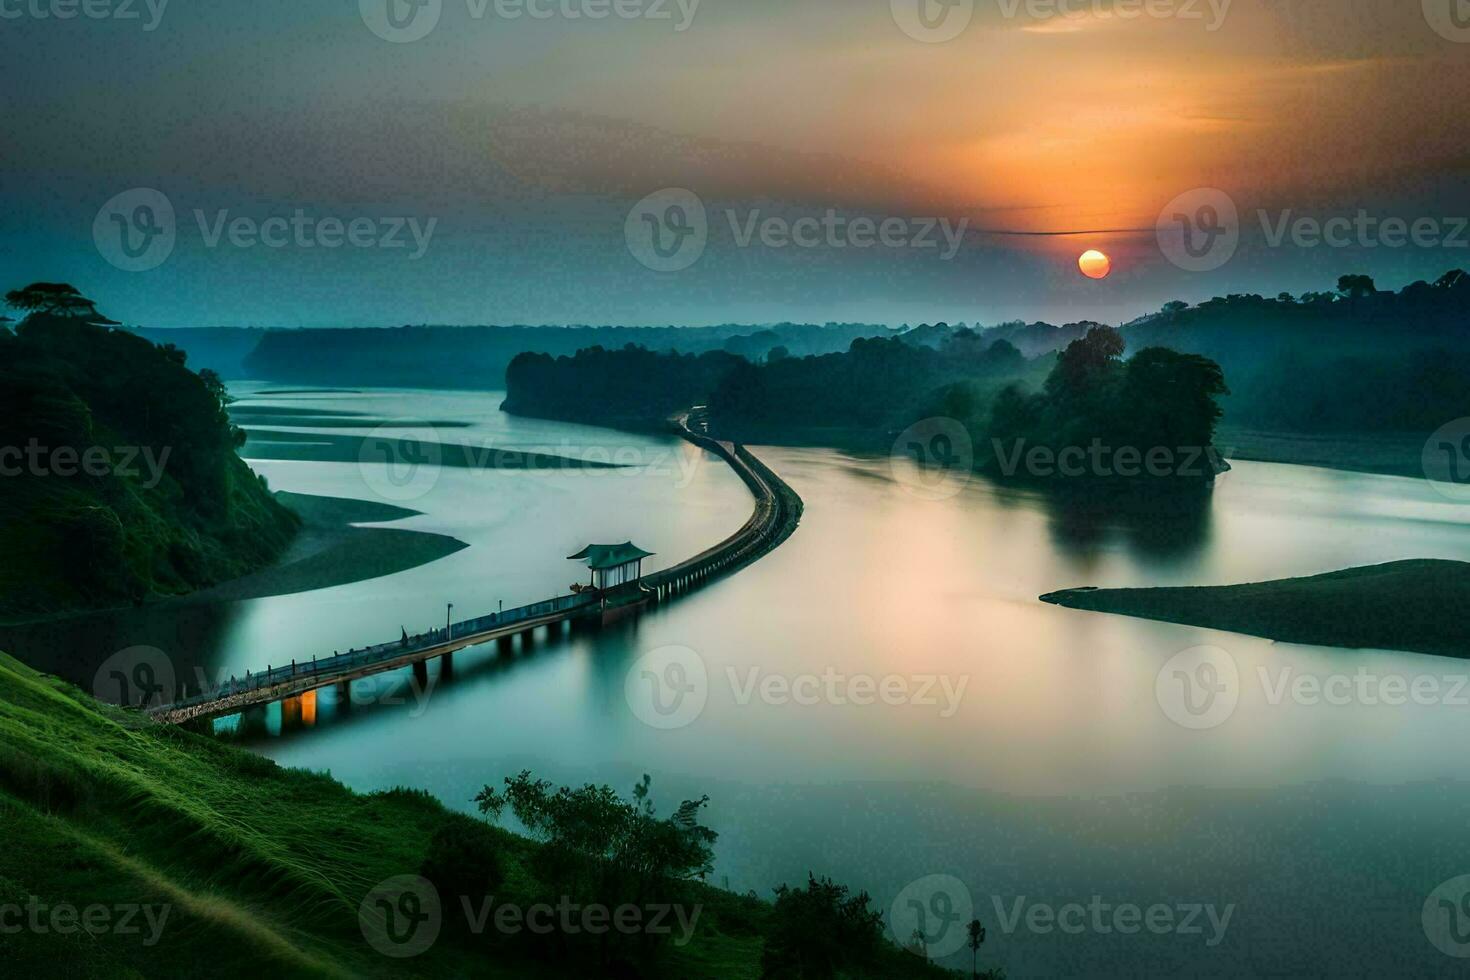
150 421 804 722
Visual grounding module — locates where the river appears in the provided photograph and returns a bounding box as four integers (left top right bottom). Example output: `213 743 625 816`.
17 383 1470 977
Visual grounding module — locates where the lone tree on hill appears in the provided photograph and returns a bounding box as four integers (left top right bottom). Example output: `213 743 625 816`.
967 918 987 978
4 282 116 323
1336 274 1377 300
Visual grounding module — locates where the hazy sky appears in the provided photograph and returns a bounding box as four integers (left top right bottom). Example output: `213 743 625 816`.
3 0 1468 327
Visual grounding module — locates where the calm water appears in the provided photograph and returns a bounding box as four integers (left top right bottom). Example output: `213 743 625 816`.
17 384 1470 976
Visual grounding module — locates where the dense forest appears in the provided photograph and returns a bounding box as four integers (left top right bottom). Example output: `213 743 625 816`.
0 285 299 619
504 323 1231 486
710 331 1047 435
895 270 1470 433
1123 271 1470 431
985 327 1230 484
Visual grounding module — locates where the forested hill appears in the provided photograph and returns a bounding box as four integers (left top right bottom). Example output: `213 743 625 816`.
242 322 897 389
1120 271 1470 431
0 291 299 619
898 271 1470 433
130 327 265 380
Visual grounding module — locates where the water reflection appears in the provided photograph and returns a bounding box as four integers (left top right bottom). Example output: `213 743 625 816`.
1035 483 1214 565
0 598 244 699
217 618 615 745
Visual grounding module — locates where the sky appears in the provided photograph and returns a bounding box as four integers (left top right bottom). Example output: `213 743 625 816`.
2 0 1468 327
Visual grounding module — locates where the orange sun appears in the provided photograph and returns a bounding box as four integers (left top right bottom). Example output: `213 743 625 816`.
1078 249 1112 280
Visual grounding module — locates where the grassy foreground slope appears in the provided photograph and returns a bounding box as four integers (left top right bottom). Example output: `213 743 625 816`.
0 655 951 979
1042 560 1470 659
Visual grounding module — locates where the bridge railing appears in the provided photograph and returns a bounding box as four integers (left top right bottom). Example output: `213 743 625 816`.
158 591 599 712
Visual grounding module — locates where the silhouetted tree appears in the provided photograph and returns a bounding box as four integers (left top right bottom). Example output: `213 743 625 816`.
967 918 986 978
1336 274 1376 299
760 874 886 979
476 771 716 963
5 282 103 320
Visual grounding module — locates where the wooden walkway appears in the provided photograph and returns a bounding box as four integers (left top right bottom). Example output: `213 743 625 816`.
147 416 802 724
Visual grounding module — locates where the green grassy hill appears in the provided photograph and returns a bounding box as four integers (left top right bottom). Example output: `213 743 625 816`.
0 654 954 978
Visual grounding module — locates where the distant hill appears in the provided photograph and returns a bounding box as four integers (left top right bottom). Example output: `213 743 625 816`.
900 319 1098 359
0 302 298 619
895 271 1470 433
1118 272 1470 431
241 322 897 389
130 327 267 379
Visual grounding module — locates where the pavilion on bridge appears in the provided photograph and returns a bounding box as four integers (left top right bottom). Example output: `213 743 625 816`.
568 542 655 592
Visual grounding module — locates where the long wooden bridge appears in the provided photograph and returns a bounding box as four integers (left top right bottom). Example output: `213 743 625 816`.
147 416 803 725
